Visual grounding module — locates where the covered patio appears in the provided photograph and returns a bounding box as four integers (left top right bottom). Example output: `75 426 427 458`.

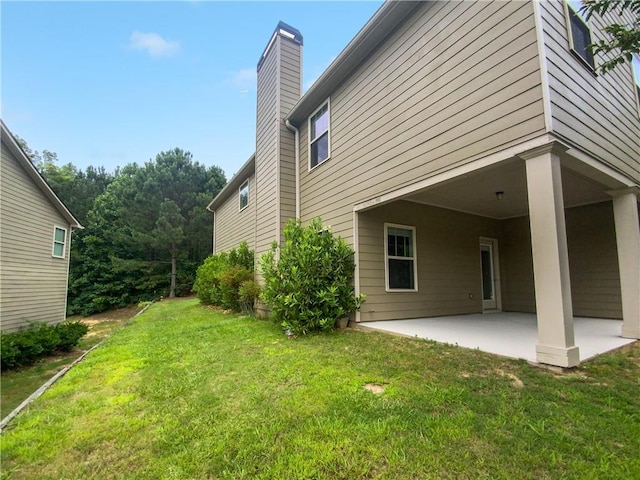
359 313 636 364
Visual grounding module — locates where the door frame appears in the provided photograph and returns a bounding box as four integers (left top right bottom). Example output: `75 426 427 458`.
479 237 502 312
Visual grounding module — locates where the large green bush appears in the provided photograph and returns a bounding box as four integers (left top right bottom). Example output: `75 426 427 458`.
260 218 364 335
193 242 255 312
1 321 89 370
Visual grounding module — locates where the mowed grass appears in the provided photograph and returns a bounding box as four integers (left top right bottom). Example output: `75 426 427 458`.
0 307 139 417
1 299 639 480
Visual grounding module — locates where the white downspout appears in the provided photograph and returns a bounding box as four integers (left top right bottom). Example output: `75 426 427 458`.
285 120 300 218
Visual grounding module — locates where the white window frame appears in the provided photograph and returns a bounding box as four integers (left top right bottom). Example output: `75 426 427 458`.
564 0 597 72
239 179 249 211
52 226 67 259
384 223 418 292
308 98 331 171
632 54 640 117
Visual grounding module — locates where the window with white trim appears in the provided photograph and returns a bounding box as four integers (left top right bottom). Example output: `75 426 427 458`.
239 180 249 211
52 226 67 258
565 0 596 70
633 54 640 114
385 224 417 291
309 100 330 169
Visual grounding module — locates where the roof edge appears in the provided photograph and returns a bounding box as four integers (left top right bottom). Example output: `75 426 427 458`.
207 153 256 212
286 0 422 125
1 120 83 229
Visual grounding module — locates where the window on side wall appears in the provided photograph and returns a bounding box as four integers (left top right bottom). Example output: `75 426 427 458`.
239 180 249 211
385 224 417 291
52 226 67 258
633 54 640 115
309 100 330 169
565 0 596 71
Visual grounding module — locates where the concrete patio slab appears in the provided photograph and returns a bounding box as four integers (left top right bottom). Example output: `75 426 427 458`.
359 313 635 363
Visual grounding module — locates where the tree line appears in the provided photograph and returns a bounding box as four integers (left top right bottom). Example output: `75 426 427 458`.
17 137 226 315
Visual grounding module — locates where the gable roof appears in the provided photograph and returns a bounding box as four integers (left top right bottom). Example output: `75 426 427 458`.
286 0 422 125
207 153 255 212
1 120 82 229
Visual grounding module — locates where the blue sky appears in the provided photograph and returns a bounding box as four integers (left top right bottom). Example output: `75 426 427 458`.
2 0 383 179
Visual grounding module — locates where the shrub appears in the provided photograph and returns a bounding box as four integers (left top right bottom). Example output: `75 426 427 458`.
193 242 255 312
0 321 89 370
260 218 364 335
238 280 261 314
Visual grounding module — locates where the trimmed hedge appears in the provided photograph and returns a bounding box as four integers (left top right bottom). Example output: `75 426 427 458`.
1 322 89 371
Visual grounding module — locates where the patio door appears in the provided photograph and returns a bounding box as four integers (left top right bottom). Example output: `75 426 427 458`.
480 238 501 311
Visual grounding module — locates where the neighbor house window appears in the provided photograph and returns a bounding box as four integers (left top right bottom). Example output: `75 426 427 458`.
239 180 249 211
633 54 640 114
385 224 417 291
565 0 596 70
309 100 330 169
52 226 67 258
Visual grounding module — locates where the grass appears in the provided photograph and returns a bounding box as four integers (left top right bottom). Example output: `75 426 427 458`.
0 306 139 418
1 298 639 479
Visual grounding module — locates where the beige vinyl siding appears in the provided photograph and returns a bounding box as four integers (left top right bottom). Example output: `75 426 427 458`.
278 38 301 237
498 202 622 318
540 0 640 182
566 201 622 319
255 40 279 258
298 0 545 244
499 216 536 313
359 201 501 322
0 144 71 332
214 173 256 253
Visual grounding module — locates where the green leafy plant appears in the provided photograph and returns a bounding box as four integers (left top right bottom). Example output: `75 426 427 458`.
238 280 261 314
260 218 364 335
0 322 88 370
193 242 255 312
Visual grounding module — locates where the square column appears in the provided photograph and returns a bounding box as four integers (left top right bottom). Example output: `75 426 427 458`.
609 188 640 339
521 144 580 367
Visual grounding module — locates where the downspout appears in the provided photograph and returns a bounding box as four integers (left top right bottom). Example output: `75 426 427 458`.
285 120 300 218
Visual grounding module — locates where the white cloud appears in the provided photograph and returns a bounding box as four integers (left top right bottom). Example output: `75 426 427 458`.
129 31 180 58
226 68 257 90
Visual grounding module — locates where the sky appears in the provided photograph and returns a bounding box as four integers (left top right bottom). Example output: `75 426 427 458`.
1 0 383 180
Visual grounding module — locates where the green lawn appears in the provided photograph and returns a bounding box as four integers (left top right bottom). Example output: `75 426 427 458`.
1 298 639 479
0 307 138 418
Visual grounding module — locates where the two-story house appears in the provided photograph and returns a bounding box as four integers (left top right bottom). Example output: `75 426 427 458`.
1 120 82 332
208 0 640 367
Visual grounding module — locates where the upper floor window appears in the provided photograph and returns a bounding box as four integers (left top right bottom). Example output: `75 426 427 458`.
309 100 330 169
633 54 640 114
239 180 249 211
52 226 67 258
565 0 596 70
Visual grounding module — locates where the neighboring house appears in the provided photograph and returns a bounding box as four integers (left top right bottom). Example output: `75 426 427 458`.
208 1 640 367
0 120 82 332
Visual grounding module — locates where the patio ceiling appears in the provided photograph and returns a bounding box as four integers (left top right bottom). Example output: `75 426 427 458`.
404 159 612 220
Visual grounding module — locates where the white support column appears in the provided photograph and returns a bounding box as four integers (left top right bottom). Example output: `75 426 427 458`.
521 143 580 367
609 188 640 339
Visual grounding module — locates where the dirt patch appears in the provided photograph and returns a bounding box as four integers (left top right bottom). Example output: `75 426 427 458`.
495 369 524 388
364 383 385 395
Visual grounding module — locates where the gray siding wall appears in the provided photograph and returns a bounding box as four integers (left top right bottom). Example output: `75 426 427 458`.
298 0 546 242
540 0 640 182
255 35 301 262
214 173 256 253
0 144 71 332
255 42 279 260
499 202 622 319
358 201 501 322
359 200 622 322
278 38 301 238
